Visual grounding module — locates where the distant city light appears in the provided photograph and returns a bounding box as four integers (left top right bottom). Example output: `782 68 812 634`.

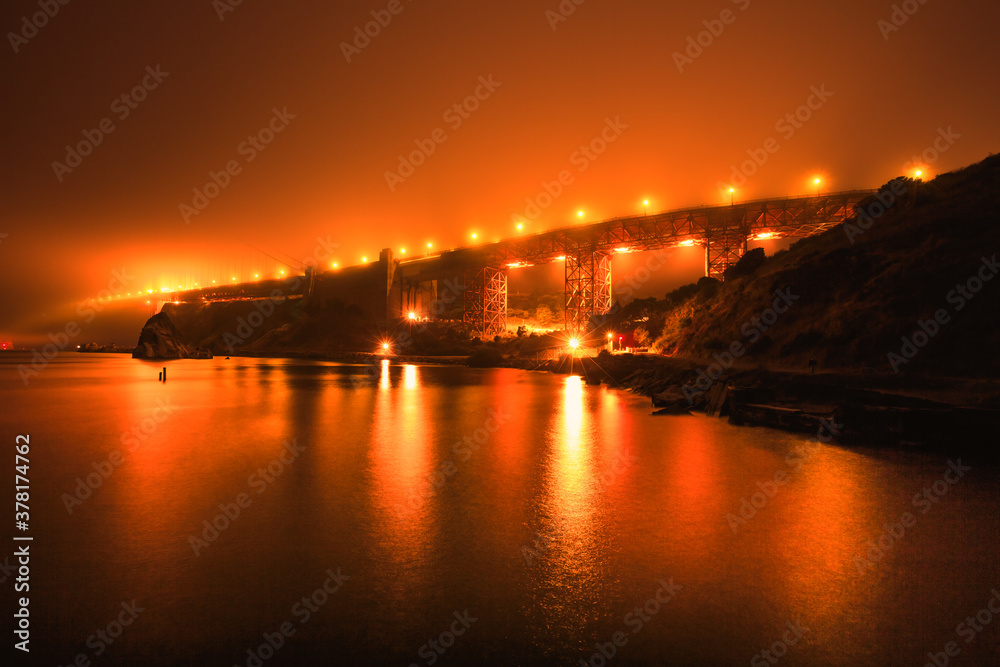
332 262 339 268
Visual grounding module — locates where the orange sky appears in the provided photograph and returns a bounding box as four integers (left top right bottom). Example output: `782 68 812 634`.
1 0 998 343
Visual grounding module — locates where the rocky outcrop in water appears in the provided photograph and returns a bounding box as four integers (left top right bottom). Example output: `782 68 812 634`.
132 312 212 360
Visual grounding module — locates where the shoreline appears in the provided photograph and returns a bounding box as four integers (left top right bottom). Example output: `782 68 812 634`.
83 347 1000 453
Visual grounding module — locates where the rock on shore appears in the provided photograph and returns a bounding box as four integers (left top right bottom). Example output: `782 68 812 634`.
132 312 212 360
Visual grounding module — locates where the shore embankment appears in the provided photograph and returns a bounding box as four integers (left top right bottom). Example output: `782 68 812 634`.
525 352 1000 452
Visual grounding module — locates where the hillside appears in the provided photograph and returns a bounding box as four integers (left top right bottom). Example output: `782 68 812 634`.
609 154 1000 378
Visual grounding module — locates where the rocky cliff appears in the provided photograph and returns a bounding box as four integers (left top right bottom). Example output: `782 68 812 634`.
132 312 213 360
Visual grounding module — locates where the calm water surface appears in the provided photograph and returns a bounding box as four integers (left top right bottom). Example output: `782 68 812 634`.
1 353 998 665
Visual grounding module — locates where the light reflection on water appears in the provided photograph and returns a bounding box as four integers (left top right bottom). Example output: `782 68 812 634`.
1 353 998 665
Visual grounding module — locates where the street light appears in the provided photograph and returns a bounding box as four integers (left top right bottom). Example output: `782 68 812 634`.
577 210 584 218
643 199 649 216
568 337 579 350
729 188 735 205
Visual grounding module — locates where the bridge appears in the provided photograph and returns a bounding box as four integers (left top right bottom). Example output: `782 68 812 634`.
398 189 874 335
159 190 876 337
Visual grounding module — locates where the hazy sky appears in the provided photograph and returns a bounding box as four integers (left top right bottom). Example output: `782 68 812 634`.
2 0 998 344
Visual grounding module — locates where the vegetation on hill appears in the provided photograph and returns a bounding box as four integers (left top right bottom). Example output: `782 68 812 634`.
600 154 1000 377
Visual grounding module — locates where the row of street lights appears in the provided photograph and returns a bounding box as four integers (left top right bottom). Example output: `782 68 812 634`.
344 168 933 273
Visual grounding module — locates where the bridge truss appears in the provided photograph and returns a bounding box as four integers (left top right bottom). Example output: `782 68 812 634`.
461 190 874 334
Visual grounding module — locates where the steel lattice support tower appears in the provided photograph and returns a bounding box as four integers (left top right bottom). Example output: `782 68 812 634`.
464 266 507 337
704 230 748 280
565 252 612 334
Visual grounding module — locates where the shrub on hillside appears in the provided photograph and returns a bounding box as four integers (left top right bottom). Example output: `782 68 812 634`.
723 247 766 280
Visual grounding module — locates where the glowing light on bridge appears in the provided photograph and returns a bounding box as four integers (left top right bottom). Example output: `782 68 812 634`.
614 247 633 254
555 255 566 261
754 232 776 240
678 240 695 247
568 337 579 350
